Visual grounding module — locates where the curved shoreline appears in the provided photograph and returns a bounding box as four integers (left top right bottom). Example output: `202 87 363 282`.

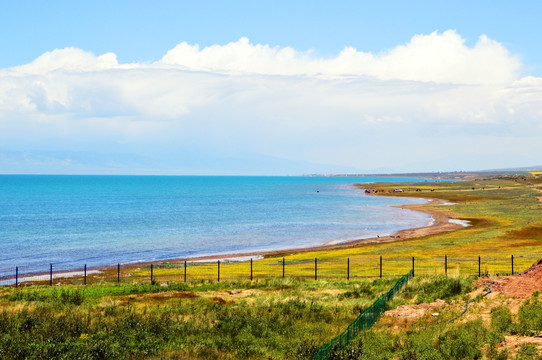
0 198 464 282
151 198 463 263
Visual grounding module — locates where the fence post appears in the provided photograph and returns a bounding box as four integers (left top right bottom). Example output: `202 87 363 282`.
250 258 253 281
84 264 87 285
117 263 120 284
412 257 415 277
150 264 154 283
380 255 382 278
50 263 53 286
282 257 285 278
347 257 350 281
511 255 514 275
184 260 187 283
445 255 448 276
478 256 481 277
315 258 318 280
15 266 18 288
217 260 220 282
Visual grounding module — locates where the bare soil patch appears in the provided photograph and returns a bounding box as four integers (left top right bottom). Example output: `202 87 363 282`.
380 299 448 330
479 259 542 299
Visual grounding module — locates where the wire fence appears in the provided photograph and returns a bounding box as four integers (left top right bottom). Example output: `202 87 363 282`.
312 269 414 360
0 254 539 287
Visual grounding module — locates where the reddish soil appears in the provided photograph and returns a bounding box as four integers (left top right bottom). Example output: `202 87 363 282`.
480 259 542 299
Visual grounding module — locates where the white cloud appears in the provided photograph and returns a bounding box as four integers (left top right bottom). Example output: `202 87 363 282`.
0 31 541 173
5 47 119 75
159 31 520 85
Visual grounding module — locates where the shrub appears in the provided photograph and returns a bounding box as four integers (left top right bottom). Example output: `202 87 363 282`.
402 276 472 304
515 343 540 360
491 305 513 333
517 294 542 336
58 289 85 306
398 331 443 360
436 319 486 360
486 330 507 360
339 283 375 299
293 340 320 359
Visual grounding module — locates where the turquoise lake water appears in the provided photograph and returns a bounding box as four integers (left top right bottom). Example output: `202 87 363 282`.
0 175 433 277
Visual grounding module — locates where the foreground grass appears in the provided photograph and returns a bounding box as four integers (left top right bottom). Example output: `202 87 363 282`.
0 275 473 359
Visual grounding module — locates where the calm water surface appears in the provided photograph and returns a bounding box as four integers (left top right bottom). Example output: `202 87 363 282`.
0 175 433 276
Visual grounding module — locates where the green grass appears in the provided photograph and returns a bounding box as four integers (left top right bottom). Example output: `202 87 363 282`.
0 275 475 359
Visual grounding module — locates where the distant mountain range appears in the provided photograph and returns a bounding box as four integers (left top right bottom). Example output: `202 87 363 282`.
1 149 540 176
0 149 366 175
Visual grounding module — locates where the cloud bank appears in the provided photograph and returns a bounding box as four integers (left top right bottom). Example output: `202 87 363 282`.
0 31 541 174
160 31 520 84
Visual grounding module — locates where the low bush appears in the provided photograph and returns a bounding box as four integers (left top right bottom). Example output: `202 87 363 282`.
400 275 472 304
339 283 375 300
517 292 542 336
515 343 541 360
437 319 486 360
491 305 513 333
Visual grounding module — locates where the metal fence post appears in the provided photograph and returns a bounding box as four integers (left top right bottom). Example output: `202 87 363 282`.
412 257 415 277
250 258 253 281
50 263 53 286
347 257 350 280
445 255 448 276
117 263 120 284
15 266 18 288
184 260 187 283
217 260 220 282
511 255 514 275
84 264 87 285
282 257 285 278
478 256 481 277
150 264 154 283
380 255 382 278
315 257 318 280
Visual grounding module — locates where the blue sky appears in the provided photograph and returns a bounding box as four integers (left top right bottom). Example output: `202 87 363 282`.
2 1 541 74
1 1 541 174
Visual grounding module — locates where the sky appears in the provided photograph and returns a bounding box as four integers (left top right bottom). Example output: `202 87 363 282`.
1 1 541 174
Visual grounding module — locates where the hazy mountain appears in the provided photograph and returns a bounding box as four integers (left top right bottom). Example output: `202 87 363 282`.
0 149 370 175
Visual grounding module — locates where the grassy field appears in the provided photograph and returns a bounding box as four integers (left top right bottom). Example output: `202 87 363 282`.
0 274 475 359
2 174 542 358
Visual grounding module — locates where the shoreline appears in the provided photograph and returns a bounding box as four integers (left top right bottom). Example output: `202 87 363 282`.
156 198 463 264
1 198 464 283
